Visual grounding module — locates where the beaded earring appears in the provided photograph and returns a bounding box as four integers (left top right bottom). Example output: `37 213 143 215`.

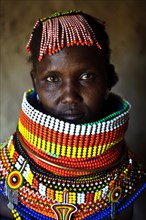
26 10 102 61
36 94 40 103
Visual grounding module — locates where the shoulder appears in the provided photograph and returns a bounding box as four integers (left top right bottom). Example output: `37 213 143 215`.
111 174 146 220
0 138 10 149
0 193 14 219
0 138 14 219
132 174 146 220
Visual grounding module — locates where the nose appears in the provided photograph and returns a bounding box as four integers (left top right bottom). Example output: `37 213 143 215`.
60 82 82 105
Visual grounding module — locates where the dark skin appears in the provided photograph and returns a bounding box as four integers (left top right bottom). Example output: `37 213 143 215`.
34 46 108 124
0 46 146 219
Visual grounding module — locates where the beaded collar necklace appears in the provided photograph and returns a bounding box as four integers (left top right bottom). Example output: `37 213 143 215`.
0 89 144 220
18 89 130 177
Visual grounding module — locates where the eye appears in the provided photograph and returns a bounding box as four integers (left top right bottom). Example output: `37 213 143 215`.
46 74 60 82
80 72 95 80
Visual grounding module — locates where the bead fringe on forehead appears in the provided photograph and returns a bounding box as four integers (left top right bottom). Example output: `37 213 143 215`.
26 11 102 61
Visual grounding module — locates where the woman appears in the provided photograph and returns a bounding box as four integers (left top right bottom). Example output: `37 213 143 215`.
0 10 146 220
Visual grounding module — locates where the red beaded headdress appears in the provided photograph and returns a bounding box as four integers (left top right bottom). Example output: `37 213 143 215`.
26 10 102 61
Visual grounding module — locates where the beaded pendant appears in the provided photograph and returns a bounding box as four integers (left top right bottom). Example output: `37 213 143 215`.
52 189 77 220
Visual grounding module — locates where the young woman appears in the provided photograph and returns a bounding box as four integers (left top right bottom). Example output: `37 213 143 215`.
0 10 146 220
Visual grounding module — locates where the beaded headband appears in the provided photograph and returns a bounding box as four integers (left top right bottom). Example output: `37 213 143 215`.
26 10 102 61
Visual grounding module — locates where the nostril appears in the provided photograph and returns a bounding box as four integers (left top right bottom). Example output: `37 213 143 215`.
61 87 82 104
61 93 79 104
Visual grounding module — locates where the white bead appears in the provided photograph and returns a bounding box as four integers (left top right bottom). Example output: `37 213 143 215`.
15 162 21 170
86 126 91 135
75 125 81 135
80 126 86 135
69 124 75 135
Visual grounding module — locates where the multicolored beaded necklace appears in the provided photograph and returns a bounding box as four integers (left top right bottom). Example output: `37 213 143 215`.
0 89 145 220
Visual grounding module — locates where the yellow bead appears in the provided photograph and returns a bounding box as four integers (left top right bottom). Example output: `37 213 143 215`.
101 144 106 154
37 138 42 149
56 147 60 156
77 147 82 158
66 146 71 157
27 170 34 185
46 142 51 153
97 145 102 155
82 147 87 158
51 143 55 154
87 147 92 157
72 147 77 158
92 146 97 156
61 145 66 156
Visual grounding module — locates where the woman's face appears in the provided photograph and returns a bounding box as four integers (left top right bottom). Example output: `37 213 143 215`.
33 46 108 124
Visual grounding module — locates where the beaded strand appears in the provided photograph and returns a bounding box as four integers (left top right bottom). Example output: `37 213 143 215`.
0 89 144 220
26 11 102 61
83 183 146 220
0 130 143 219
18 90 129 164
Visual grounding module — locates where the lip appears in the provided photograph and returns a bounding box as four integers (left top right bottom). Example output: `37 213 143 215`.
61 114 84 121
59 110 84 123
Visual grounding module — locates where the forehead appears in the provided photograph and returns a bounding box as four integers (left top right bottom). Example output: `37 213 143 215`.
36 45 105 72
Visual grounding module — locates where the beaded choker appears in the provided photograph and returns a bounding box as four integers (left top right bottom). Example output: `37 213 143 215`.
18 89 129 176
0 89 144 220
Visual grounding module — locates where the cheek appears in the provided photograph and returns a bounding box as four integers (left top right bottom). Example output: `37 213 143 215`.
37 89 58 106
35 82 56 107
35 76 67 112
84 86 107 111
35 78 53 96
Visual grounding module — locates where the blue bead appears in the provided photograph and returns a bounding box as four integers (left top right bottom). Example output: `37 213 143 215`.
0 182 146 220
117 183 146 214
83 183 146 220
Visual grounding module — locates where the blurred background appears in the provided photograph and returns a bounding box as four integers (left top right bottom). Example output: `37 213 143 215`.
0 0 146 167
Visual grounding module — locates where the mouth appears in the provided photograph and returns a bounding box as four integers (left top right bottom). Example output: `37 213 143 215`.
59 110 84 123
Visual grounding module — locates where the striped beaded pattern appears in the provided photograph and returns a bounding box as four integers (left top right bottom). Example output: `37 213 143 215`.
0 138 144 220
0 104 144 220
0 89 144 220
0 147 144 220
21 136 124 175
18 90 130 162
26 11 102 61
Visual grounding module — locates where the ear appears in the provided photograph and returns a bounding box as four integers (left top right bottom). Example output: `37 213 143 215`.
30 70 36 90
104 88 110 100
107 64 118 90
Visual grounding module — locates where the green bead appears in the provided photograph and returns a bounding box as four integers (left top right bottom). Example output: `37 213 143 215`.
40 9 81 22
